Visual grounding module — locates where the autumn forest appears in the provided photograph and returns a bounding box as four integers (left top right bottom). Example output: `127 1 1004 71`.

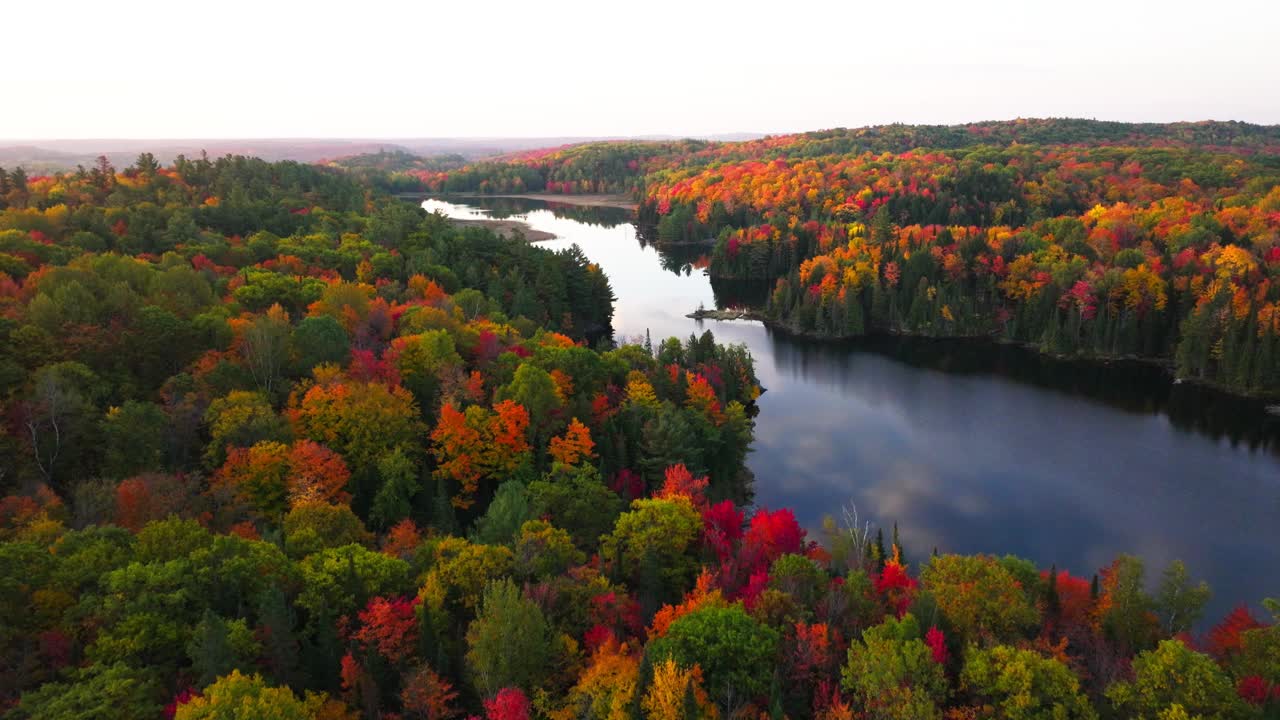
1 119 1278 720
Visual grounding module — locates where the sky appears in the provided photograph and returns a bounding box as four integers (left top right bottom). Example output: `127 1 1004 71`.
5 0 1279 139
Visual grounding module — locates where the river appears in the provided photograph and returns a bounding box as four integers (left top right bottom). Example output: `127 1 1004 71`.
423 195 1280 622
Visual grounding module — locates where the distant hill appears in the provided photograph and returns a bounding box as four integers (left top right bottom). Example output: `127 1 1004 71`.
0 133 767 173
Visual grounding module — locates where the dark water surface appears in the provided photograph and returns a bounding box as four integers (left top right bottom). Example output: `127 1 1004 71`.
424 196 1280 622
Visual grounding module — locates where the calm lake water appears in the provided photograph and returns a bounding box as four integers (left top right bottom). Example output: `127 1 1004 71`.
423 196 1280 622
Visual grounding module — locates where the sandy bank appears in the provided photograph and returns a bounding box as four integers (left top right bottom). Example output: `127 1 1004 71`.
447 217 556 242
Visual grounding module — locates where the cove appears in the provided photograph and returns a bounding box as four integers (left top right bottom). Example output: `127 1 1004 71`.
423 195 1280 622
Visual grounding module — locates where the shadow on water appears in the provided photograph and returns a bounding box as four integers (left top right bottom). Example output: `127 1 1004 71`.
765 332 1280 455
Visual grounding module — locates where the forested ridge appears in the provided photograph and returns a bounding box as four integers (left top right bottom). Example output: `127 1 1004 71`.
419 119 1280 395
0 152 1277 720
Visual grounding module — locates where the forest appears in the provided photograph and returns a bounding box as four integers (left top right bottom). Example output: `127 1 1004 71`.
417 119 1280 396
0 144 1277 720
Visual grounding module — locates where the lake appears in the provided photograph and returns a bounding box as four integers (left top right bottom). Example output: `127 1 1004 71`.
423 195 1280 622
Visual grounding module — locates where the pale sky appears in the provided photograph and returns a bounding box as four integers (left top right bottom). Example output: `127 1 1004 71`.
6 0 1278 139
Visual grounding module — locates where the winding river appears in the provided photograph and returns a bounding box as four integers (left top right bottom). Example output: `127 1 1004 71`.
423 196 1280 622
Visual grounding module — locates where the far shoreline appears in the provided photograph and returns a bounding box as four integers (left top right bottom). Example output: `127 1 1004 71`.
436 192 639 210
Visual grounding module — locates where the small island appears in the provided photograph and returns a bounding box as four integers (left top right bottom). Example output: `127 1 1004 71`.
686 306 763 321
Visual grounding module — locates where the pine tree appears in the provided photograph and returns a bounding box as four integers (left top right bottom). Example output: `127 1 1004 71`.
256 586 302 689
891 522 903 566
630 651 654 720
1045 564 1061 622
188 609 236 688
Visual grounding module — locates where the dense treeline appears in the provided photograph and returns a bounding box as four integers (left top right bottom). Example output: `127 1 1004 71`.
645 143 1280 394
418 119 1280 202
416 141 711 196
0 154 1277 720
327 151 468 195
428 119 1280 394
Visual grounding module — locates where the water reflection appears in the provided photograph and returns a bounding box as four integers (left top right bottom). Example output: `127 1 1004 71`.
424 195 1280 621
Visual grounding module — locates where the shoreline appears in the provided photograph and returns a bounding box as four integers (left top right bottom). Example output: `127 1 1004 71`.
688 304 1280 404
443 192 639 210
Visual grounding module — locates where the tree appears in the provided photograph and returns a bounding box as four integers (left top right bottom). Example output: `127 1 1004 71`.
920 554 1038 646
237 304 291 396
483 687 530 720
174 669 353 720
527 464 622 551
187 610 262 689
465 579 558 696
1105 640 1248 720
400 664 459 720
647 604 779 716
351 595 419 665
369 448 419 530
287 440 352 506
430 401 532 510
560 640 640 720
204 391 291 467
548 417 595 466
470 480 532 546
282 502 372 559
290 316 350 376
600 498 702 605
1098 555 1158 653
420 536 513 613
213 441 298 520
496 364 562 450
641 657 717 720
297 544 411 617
113 473 200 531
100 401 167 478
1154 560 1211 636
20 362 100 491
961 644 1097 720
7 662 162 720
391 330 461 420
841 614 948 720
289 377 422 500
512 519 584 579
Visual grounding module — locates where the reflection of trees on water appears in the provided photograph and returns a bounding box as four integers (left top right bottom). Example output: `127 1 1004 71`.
454 196 633 228
766 332 1280 454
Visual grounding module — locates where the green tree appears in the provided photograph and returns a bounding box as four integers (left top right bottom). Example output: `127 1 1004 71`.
841 614 948 720
1101 555 1159 653
100 400 167 477
289 315 349 376
920 554 1039 646
369 448 420 531
187 610 263 689
646 604 780 716
961 644 1097 720
174 669 349 719
1154 560 1211 636
282 502 373 559
8 663 162 720
470 480 532 546
297 544 411 617
1105 640 1249 720
512 519 584 579
497 363 563 451
465 578 558 696
527 464 622 551
600 497 702 605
